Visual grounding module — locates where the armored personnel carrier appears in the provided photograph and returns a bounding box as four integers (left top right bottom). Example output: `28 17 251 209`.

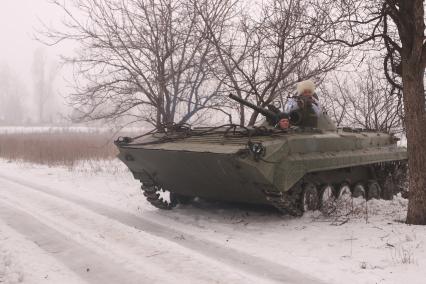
115 94 407 216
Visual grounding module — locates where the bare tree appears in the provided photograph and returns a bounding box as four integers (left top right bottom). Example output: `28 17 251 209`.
31 48 58 124
322 64 403 132
308 0 426 224
41 0 224 130
32 48 47 123
194 0 349 125
320 78 347 128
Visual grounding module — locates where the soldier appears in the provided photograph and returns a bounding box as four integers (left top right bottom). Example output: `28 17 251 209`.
285 80 321 114
279 80 321 129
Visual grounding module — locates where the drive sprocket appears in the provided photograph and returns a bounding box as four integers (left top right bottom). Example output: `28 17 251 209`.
142 185 178 210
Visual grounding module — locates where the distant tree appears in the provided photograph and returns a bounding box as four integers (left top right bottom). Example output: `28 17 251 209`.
0 64 27 125
321 64 403 132
194 0 349 125
31 48 58 124
41 0 226 130
31 48 46 123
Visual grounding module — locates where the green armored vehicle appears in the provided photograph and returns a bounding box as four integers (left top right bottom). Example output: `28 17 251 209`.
115 94 407 216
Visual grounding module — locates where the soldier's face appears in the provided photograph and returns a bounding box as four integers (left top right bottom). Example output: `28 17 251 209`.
279 118 290 129
302 90 313 96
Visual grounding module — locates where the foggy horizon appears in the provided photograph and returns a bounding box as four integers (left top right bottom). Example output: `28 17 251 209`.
0 0 74 125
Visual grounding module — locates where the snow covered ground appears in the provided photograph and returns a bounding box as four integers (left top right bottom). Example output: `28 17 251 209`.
0 159 425 284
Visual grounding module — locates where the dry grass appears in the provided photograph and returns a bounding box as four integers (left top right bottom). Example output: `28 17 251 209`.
0 131 120 167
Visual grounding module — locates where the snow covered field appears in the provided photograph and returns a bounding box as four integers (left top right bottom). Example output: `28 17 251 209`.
0 126 146 134
0 160 425 284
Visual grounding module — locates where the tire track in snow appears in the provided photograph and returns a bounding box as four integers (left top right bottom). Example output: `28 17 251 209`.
0 173 327 284
0 179 264 284
0 199 150 284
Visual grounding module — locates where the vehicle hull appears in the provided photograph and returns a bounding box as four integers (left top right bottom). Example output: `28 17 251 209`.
117 129 407 204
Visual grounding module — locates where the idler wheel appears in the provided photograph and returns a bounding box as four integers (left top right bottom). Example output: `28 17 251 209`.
367 181 381 200
142 185 178 210
301 183 319 212
319 184 335 208
337 183 352 201
352 182 366 199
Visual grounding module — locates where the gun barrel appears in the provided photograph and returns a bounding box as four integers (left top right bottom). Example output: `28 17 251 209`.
228 94 278 120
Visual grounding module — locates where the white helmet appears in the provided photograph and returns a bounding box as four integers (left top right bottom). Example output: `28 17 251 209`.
296 80 316 95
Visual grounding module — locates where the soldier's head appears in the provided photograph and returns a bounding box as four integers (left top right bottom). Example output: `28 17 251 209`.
296 80 316 97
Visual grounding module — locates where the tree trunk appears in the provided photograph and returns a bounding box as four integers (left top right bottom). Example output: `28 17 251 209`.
248 111 259 126
156 107 164 131
403 62 426 225
239 105 245 126
399 0 426 225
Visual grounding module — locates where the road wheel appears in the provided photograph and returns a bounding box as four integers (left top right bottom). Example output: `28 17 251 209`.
352 182 366 199
382 174 396 200
337 183 352 201
367 181 381 200
319 184 335 208
301 183 319 212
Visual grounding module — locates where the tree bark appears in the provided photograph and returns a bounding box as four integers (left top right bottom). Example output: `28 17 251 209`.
399 0 426 225
239 105 245 126
248 111 259 126
403 62 426 225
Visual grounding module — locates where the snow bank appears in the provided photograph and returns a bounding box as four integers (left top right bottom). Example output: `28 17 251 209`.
0 250 24 284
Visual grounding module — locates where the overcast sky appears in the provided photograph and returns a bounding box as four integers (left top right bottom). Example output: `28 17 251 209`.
0 0 75 122
1 1 58 68
0 0 77 90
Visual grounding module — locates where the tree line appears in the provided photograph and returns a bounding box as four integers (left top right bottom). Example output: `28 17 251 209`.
0 48 59 125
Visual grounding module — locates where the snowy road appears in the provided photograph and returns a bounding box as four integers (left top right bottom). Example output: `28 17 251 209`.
0 172 324 284
0 161 425 284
